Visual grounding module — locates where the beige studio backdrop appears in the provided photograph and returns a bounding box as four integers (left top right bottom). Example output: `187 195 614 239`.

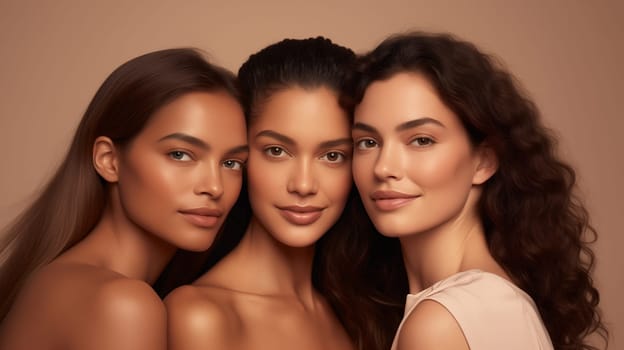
1 0 622 347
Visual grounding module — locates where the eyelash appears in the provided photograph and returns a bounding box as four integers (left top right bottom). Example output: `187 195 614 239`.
319 151 347 163
168 150 193 161
264 146 290 158
222 159 245 170
263 146 347 164
169 150 246 172
355 138 379 150
409 136 436 147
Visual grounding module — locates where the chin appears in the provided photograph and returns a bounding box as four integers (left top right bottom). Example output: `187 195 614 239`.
374 225 410 238
369 215 419 238
174 231 219 252
274 229 326 248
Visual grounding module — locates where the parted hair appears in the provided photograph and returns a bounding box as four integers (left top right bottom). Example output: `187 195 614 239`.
348 31 608 350
0 48 239 323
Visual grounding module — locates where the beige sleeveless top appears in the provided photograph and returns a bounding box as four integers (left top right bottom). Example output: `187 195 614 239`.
391 270 553 350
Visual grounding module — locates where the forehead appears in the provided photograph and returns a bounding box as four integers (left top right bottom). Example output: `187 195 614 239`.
251 86 350 140
136 91 246 144
354 72 461 131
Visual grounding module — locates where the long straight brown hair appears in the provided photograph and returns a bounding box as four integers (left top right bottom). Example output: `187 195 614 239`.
0 48 240 322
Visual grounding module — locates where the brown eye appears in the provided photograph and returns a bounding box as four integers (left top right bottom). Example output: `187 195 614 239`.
265 146 286 157
320 151 345 163
411 137 434 147
356 139 378 149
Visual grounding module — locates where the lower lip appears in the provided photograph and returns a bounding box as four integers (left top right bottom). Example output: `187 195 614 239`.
180 213 220 228
373 197 417 211
279 209 323 225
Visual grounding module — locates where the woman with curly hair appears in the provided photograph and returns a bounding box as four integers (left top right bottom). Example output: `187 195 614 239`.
349 32 608 350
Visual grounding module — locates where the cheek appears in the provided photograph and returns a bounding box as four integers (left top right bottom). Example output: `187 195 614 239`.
121 158 176 198
221 173 243 206
115 158 182 230
247 160 281 199
321 167 352 204
407 151 475 191
352 154 375 188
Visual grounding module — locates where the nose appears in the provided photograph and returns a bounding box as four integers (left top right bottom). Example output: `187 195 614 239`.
287 157 318 196
194 160 224 199
373 142 403 181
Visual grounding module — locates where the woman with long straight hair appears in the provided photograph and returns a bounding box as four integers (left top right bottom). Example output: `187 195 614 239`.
0 48 248 349
350 32 608 350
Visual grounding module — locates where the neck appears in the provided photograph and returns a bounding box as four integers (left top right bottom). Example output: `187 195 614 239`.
399 190 505 293
399 218 481 292
63 197 177 284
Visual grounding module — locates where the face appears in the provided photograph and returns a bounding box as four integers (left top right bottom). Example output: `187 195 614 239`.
114 91 248 251
352 72 491 237
247 86 352 247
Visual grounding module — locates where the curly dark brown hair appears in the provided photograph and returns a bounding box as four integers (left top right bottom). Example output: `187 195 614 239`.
348 31 609 350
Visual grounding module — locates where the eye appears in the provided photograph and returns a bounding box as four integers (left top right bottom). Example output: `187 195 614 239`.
168 150 192 161
319 151 346 163
264 146 288 158
223 159 245 170
410 137 435 147
355 138 378 149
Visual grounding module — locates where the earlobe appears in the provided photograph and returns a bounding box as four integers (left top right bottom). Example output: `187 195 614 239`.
93 136 119 183
472 145 498 185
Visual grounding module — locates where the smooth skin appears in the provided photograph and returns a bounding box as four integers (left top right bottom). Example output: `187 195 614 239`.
166 86 354 350
0 92 248 350
352 72 502 350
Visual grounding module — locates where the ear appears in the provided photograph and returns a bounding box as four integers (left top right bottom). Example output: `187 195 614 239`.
93 136 120 183
472 144 498 185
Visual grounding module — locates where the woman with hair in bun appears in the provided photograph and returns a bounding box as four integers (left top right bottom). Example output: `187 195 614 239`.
165 37 382 350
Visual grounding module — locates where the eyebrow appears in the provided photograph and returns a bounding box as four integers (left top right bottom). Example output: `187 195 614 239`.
353 117 445 134
158 133 209 149
256 130 351 149
319 138 353 149
159 133 248 154
226 145 250 155
352 122 377 133
396 117 445 131
255 130 295 146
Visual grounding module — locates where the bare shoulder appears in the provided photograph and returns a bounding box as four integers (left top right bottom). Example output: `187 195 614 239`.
165 285 241 350
3 263 166 350
40 262 165 320
73 271 167 350
90 277 165 323
397 300 469 350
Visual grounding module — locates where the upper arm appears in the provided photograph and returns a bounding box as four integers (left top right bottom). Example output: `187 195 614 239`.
165 286 237 350
397 300 469 350
75 279 167 350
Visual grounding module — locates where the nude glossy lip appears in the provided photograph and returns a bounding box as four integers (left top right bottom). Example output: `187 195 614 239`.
370 190 419 211
277 205 324 226
179 207 223 228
